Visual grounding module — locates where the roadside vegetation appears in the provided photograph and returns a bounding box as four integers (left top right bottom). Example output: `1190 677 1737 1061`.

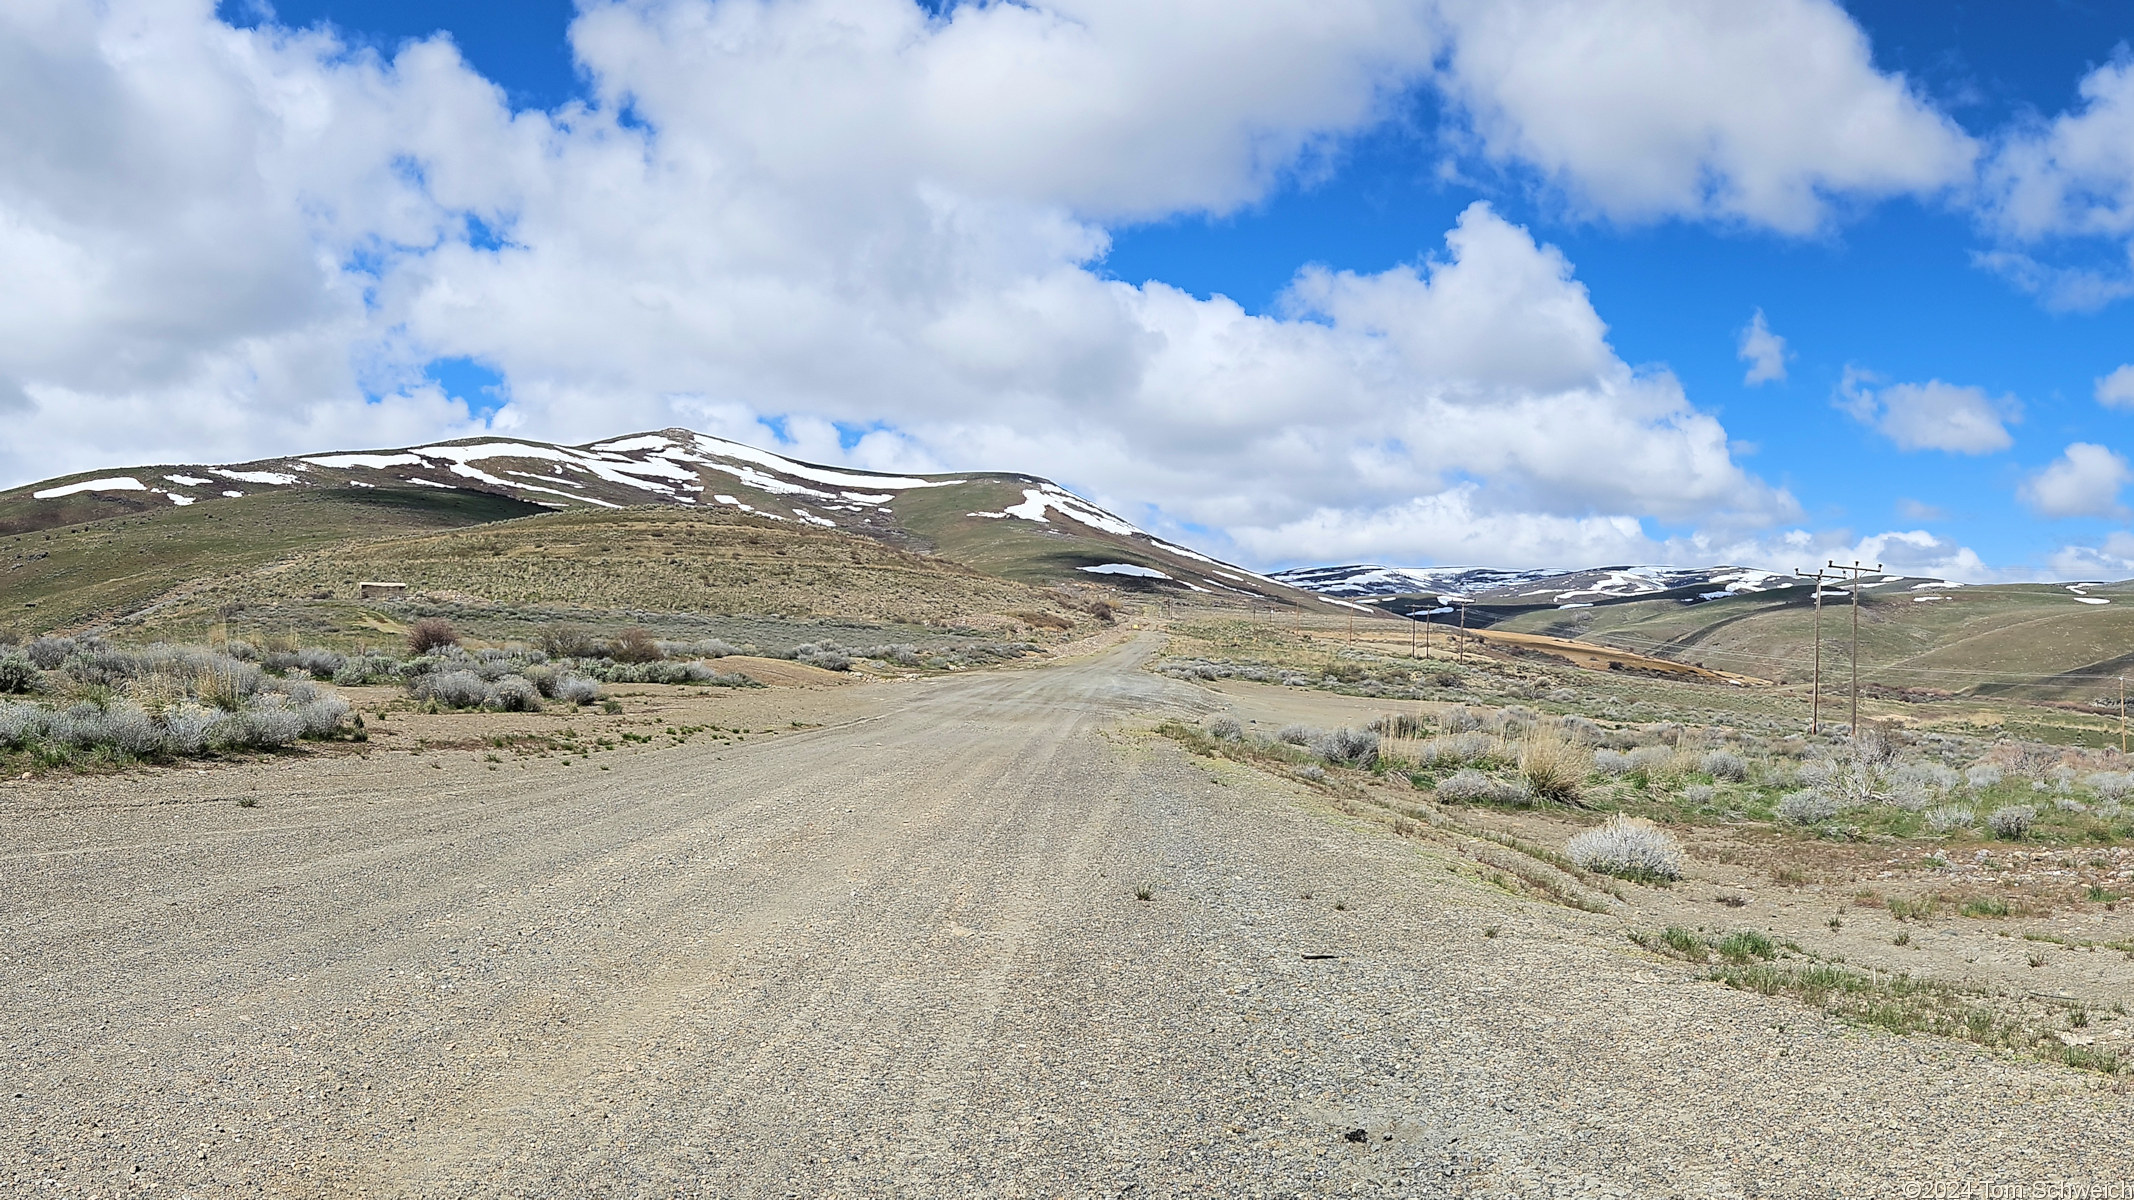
0 634 357 767
1630 924 2124 1076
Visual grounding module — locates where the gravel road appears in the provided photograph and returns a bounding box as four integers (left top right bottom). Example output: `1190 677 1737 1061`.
3 635 2128 1197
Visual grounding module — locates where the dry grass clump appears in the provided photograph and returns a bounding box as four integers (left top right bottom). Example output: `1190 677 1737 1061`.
1566 815 1684 883
609 626 663 664
1519 732 1585 805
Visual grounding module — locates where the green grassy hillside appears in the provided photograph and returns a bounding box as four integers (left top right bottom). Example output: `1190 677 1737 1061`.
1 487 547 639
1494 581 2134 702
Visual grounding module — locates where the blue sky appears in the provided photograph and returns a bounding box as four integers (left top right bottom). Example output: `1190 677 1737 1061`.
15 2 2134 576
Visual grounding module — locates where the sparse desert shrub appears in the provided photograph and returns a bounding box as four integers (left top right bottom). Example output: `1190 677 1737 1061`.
1986 805 2036 841
1593 748 1634 776
407 618 459 656
1627 744 1675 779
555 675 602 706
1566 815 1685 883
0 650 35 694
664 637 746 659
1700 749 1748 782
1433 769 1528 805
1295 764 1326 782
1439 705 1482 733
0 700 47 748
161 703 217 755
609 626 663 664
865 644 923 668
793 644 852 671
1682 784 1716 805
2087 771 2134 802
1276 724 1314 746
1778 789 1841 826
25 636 82 670
1311 727 1380 768
62 648 136 687
1368 712 1430 739
489 676 543 713
417 670 490 709
1856 722 1900 766
332 654 399 687
540 622 600 659
1206 715 1244 741
1519 734 1585 804
1963 763 2003 790
1414 731 1495 767
1558 715 1600 744
293 648 346 679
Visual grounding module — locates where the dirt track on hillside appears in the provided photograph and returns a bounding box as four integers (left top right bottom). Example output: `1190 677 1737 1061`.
3 635 2128 1197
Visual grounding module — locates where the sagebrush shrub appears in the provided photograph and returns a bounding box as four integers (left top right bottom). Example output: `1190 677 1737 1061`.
1700 749 1748 781
1964 763 2003 790
489 676 543 713
1778 789 1840 825
0 651 35 694
2087 771 2134 801
1416 731 1495 767
1310 727 1380 768
794 645 851 671
294 647 345 679
418 670 491 709
1593 748 1634 775
1433 768 1527 805
1626 745 1675 777
554 675 602 705
1205 715 1244 741
1276 724 1314 746
25 636 81 670
1566 815 1685 882
1986 805 2036 840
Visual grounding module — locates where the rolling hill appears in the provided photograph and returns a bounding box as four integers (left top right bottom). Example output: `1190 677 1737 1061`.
1275 561 2134 702
0 429 1344 642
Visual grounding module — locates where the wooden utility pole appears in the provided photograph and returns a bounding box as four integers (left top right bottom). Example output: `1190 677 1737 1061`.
1456 603 1469 665
1409 613 1417 658
1797 566 1832 735
2121 675 2126 755
1825 560 1883 742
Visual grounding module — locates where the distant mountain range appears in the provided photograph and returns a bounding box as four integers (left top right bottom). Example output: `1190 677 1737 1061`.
0 429 1345 615
1268 563 1949 607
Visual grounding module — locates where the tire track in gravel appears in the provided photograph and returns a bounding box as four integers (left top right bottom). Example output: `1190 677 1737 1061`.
7 634 2132 1198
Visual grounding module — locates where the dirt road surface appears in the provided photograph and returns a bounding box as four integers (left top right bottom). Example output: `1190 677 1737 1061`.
4 636 2128 1197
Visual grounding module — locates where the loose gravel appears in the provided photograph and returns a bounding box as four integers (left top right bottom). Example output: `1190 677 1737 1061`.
2 636 2128 1197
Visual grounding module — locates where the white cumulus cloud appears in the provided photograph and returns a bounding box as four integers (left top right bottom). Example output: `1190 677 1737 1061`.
2 0 2045 574
2019 442 2133 519
1737 309 1787 385
2097 365 2134 410
1837 370 2018 455
1430 0 1976 233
